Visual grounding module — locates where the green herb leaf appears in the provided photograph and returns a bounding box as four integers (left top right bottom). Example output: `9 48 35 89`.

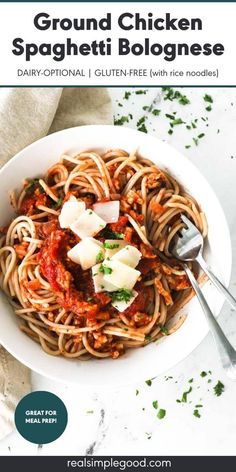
54 197 63 209
203 94 213 104
138 123 148 133
193 409 201 418
152 400 158 410
152 109 161 116
136 389 139 396
114 115 130 126
124 91 131 100
135 89 148 95
157 409 166 419
171 118 185 126
159 324 169 335
179 95 190 105
137 116 146 127
200 371 207 377
165 113 175 120
100 227 124 240
99 264 112 275
213 380 225 397
145 379 152 387
96 250 104 264
103 242 120 250
111 289 133 303
180 386 192 403
24 179 40 196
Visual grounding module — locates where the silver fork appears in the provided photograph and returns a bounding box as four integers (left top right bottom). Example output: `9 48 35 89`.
171 214 236 379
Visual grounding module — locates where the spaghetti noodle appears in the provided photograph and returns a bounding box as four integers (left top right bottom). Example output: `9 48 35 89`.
0 149 207 360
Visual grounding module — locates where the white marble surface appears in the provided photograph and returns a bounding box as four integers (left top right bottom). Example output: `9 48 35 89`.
1 87 236 456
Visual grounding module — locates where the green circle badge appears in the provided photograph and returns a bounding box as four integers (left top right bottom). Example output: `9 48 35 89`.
15 391 68 444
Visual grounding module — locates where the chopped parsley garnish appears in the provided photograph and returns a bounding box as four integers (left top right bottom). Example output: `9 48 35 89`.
157 409 166 419
205 105 212 112
145 334 152 341
111 289 133 303
99 264 112 275
87 296 94 302
100 227 124 240
135 89 148 95
114 114 132 126
88 210 93 215
162 87 190 105
145 379 152 387
136 389 139 396
178 386 192 403
138 124 148 133
152 109 161 116
193 409 201 418
124 91 131 100
170 118 185 126
193 137 199 146
103 242 120 250
213 380 225 397
137 116 146 127
200 371 207 377
159 324 169 335
24 178 40 195
198 133 205 139
203 94 213 104
165 113 175 120
86 410 94 414
188 378 193 383
54 197 63 209
179 95 190 105
152 400 158 410
96 250 104 264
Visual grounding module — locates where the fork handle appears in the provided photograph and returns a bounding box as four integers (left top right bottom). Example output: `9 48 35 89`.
183 263 236 379
196 252 236 312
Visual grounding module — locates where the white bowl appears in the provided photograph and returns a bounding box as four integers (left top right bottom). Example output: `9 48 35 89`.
0 125 231 386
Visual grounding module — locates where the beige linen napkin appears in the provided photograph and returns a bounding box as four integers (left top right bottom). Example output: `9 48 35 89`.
0 87 113 440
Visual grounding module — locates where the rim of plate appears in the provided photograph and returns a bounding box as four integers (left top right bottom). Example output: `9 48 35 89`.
0 125 232 387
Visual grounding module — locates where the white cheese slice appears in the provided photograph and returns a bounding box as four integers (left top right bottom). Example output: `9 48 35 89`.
59 196 86 228
70 209 106 239
92 263 118 293
111 290 138 312
67 237 104 270
111 245 142 268
103 259 141 290
104 239 128 259
93 201 120 223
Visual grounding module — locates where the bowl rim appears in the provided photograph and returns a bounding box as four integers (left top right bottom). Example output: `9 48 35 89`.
0 124 232 386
